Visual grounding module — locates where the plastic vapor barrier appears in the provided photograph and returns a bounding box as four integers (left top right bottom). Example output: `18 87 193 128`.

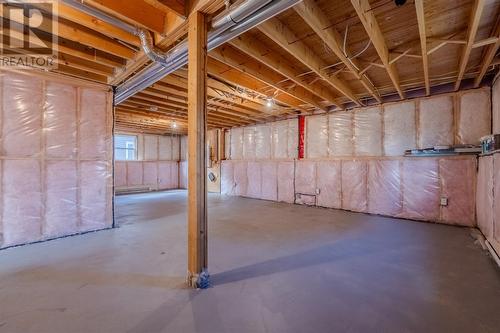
159 136 173 160
306 115 328 158
179 160 188 189
341 160 368 212
457 90 491 144
221 156 477 227
230 127 244 160
224 130 231 159
419 95 454 148
180 135 187 161
261 161 278 201
329 112 353 157
255 124 271 159
0 70 113 249
354 107 383 156
144 135 159 160
243 126 256 160
228 119 297 160
368 160 402 216
494 78 500 133
277 161 295 203
316 161 341 209
477 156 494 241
494 155 500 252
115 161 179 192
384 101 416 156
401 158 440 221
440 158 476 226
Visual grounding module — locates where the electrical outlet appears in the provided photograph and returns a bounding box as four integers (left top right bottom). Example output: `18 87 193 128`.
440 197 448 206
315 188 321 195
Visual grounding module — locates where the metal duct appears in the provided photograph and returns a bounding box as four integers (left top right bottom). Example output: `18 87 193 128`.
211 0 272 32
114 0 301 104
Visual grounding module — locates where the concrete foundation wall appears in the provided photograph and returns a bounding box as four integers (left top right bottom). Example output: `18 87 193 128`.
221 156 476 227
0 70 113 249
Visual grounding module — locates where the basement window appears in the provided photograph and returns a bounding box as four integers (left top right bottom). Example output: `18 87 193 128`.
115 135 137 160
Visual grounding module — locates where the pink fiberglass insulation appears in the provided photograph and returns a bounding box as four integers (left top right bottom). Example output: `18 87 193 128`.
143 162 158 188
159 136 173 160
341 160 367 212
114 162 127 187
476 156 494 240
261 161 278 201
458 90 491 144
172 136 180 161
306 115 328 158
79 89 108 159
329 112 353 157
2 73 43 157
316 160 341 209
401 158 439 221
45 161 78 238
272 120 289 159
158 162 171 190
243 127 256 160
221 160 235 195
2 160 42 247
45 82 77 158
384 101 416 156
255 125 271 159
170 162 179 189
440 158 476 226
494 154 500 249
354 107 382 156
230 127 244 160
246 161 262 198
179 161 188 189
80 161 111 232
127 162 143 186
233 161 248 196
144 135 159 160
295 160 316 194
494 79 500 133
419 95 453 148
287 119 298 159
278 161 295 203
367 160 402 216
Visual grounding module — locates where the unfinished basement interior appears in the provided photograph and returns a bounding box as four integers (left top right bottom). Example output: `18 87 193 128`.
1 0 500 332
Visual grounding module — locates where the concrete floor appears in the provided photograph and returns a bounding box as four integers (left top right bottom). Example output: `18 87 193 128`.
1 190 499 333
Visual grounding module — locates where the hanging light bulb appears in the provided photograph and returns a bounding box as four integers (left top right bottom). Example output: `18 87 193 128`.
266 97 273 108
172 121 177 128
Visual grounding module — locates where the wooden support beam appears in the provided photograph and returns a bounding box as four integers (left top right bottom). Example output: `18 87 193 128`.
350 0 405 99
474 15 500 87
187 11 209 289
415 0 430 95
293 0 381 103
257 17 358 107
455 0 485 90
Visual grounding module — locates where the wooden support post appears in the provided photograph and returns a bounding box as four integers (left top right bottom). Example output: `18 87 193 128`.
187 10 209 289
